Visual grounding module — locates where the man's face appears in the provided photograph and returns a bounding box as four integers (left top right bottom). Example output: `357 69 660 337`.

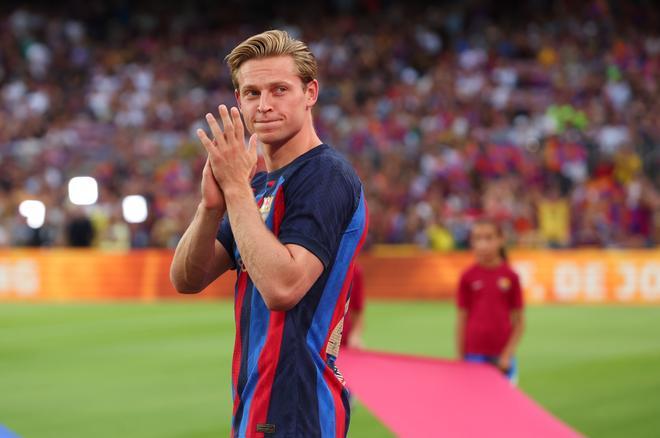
235 56 317 146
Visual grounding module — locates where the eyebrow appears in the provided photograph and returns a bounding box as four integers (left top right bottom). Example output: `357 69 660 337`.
240 81 295 92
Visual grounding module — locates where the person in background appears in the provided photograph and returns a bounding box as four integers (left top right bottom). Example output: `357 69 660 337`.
537 185 570 248
456 218 525 384
66 213 95 247
341 263 365 349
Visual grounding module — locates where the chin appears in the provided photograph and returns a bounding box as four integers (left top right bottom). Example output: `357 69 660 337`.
257 130 291 146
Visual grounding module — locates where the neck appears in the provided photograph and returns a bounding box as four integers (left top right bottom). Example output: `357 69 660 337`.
262 118 322 172
478 255 503 268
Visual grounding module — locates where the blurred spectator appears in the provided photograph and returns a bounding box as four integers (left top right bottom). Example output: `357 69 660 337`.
0 1 658 250
66 213 94 247
538 186 570 248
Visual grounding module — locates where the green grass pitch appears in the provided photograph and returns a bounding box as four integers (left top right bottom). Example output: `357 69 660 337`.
1 301 659 437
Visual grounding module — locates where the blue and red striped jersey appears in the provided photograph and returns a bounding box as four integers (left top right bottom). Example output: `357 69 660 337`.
217 144 368 437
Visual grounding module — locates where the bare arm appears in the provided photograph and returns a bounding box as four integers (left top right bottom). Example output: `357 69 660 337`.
456 308 468 359
170 158 233 293
170 204 234 293
497 310 525 371
223 182 323 310
347 309 365 349
501 310 525 359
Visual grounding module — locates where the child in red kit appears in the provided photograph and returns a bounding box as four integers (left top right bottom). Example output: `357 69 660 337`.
456 219 525 383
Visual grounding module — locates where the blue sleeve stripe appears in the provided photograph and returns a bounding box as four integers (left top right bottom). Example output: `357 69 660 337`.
307 191 367 436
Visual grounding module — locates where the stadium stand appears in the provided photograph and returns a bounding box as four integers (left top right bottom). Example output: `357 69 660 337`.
1 0 658 249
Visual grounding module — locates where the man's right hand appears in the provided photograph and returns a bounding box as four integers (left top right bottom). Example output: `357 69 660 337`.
170 156 233 293
200 156 226 216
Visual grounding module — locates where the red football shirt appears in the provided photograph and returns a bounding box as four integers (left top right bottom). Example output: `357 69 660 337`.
457 263 524 357
342 263 365 347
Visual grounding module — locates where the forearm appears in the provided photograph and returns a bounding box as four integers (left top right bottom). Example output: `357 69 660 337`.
352 316 364 337
349 313 364 342
170 204 224 293
456 312 467 358
456 326 465 358
224 183 307 310
502 315 525 358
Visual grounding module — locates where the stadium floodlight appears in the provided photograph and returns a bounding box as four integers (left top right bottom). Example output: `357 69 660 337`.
122 195 148 224
18 200 46 229
68 176 98 205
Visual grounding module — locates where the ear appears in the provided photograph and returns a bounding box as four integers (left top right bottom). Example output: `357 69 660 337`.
305 79 319 108
234 89 241 110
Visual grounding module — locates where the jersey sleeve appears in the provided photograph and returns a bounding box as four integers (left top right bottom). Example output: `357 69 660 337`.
457 273 471 310
216 214 236 269
509 272 524 310
277 159 359 268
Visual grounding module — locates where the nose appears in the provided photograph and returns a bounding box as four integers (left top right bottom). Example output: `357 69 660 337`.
258 92 273 113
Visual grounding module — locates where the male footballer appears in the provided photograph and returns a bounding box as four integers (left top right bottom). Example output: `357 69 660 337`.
170 30 368 437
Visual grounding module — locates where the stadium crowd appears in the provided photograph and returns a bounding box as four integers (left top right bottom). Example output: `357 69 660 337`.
1 1 658 249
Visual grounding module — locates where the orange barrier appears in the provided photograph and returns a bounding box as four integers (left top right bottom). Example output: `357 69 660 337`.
0 249 233 301
510 249 660 304
0 249 658 303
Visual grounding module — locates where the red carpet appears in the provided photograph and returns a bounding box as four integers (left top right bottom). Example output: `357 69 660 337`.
338 349 582 438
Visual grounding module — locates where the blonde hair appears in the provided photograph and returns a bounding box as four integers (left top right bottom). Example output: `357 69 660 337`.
225 30 318 90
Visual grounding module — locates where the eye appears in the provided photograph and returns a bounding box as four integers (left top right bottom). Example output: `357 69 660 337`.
244 89 259 97
275 86 287 94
